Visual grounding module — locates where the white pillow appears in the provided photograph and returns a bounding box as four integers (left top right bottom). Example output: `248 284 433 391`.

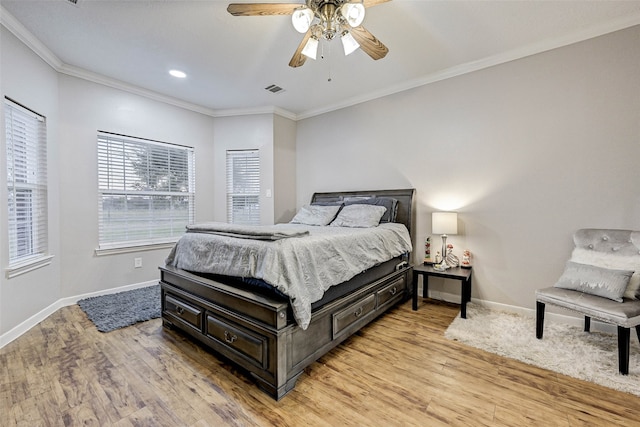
330 204 387 228
290 205 340 226
570 247 640 299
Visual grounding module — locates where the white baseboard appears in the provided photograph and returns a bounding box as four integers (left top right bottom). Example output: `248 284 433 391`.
429 290 618 334
3 281 620 349
0 280 158 349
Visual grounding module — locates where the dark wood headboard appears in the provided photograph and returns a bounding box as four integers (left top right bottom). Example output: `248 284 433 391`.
310 188 416 238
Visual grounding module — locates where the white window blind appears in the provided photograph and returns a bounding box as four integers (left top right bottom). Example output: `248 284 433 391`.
226 149 260 225
5 98 48 266
98 132 195 249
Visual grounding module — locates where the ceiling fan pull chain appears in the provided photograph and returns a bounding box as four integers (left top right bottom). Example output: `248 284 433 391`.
324 42 333 82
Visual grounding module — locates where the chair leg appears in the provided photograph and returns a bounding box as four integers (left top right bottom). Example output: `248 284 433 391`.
536 301 545 339
636 325 640 344
584 316 591 332
618 326 630 375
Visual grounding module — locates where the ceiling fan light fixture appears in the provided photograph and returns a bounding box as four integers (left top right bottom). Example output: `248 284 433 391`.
341 31 359 56
301 36 319 60
341 3 365 27
291 7 314 33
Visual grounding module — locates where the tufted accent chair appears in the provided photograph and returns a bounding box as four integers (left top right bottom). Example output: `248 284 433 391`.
536 229 640 375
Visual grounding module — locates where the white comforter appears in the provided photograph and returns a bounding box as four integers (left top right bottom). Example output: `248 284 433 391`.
165 222 412 329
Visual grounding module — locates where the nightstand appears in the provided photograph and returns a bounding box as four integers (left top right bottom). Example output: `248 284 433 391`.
412 264 472 318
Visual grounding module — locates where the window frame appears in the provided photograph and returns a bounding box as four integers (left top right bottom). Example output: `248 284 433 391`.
4 97 52 277
96 131 195 254
226 149 260 225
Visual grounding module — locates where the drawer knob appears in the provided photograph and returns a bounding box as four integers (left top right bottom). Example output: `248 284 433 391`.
176 306 184 315
354 307 363 318
224 330 237 344
389 286 397 296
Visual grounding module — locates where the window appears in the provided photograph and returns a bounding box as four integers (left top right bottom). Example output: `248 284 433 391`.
97 132 195 250
5 98 48 267
226 149 260 225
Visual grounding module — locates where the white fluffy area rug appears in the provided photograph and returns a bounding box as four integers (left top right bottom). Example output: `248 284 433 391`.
444 303 640 396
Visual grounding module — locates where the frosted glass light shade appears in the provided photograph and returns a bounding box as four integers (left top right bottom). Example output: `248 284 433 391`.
432 212 458 235
292 8 314 33
301 36 319 59
341 31 359 55
341 3 365 27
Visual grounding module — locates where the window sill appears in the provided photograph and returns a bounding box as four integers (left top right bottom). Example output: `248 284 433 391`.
6 255 55 279
94 242 176 257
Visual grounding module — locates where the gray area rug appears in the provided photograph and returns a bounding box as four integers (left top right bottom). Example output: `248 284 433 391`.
78 285 161 332
445 303 640 396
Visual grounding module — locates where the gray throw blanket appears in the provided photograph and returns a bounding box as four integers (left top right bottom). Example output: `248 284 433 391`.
186 222 309 240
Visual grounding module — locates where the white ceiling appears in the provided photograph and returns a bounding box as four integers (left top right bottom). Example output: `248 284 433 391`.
2 0 640 119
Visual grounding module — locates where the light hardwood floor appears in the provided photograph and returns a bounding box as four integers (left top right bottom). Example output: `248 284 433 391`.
2 299 640 426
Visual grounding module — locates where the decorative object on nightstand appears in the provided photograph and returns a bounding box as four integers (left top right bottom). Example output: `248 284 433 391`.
461 249 472 268
445 243 459 267
424 236 432 264
433 260 448 271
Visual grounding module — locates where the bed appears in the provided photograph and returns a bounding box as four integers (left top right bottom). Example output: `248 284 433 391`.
159 188 415 399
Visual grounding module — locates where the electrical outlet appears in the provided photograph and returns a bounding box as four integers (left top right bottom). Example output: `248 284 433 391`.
134 257 142 268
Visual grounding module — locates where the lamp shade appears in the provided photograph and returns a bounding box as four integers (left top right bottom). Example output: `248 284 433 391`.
301 36 319 59
292 8 314 33
341 3 365 27
341 31 359 55
432 212 458 235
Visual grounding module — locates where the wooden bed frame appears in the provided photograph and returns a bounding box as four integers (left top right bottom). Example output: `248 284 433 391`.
159 188 415 399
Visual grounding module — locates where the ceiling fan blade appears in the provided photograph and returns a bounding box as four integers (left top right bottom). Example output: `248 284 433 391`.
362 0 391 8
289 30 312 68
227 3 302 16
350 26 388 60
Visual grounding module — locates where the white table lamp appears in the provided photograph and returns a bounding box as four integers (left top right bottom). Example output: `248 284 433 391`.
432 212 458 263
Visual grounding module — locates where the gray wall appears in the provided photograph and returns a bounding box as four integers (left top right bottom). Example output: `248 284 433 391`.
296 25 640 309
0 27 61 335
273 114 297 224
57 75 217 298
2 20 639 339
0 26 218 336
0 24 294 337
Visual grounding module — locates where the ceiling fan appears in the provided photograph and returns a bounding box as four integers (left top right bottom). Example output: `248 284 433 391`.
227 0 390 68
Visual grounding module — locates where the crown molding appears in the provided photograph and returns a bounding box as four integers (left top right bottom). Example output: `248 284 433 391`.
296 15 640 120
60 62 299 119
57 63 222 117
60 63 299 120
1 6 298 120
213 105 298 121
3 5 639 122
0 5 62 69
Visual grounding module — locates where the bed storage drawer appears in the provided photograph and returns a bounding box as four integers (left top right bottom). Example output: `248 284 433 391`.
332 294 377 339
164 294 203 332
376 276 406 308
205 312 269 369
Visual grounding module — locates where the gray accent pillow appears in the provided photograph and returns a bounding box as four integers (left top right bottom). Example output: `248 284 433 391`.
290 205 341 226
344 197 398 223
553 261 634 302
330 204 387 228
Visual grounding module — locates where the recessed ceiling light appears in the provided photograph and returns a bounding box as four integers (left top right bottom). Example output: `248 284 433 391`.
169 69 187 78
